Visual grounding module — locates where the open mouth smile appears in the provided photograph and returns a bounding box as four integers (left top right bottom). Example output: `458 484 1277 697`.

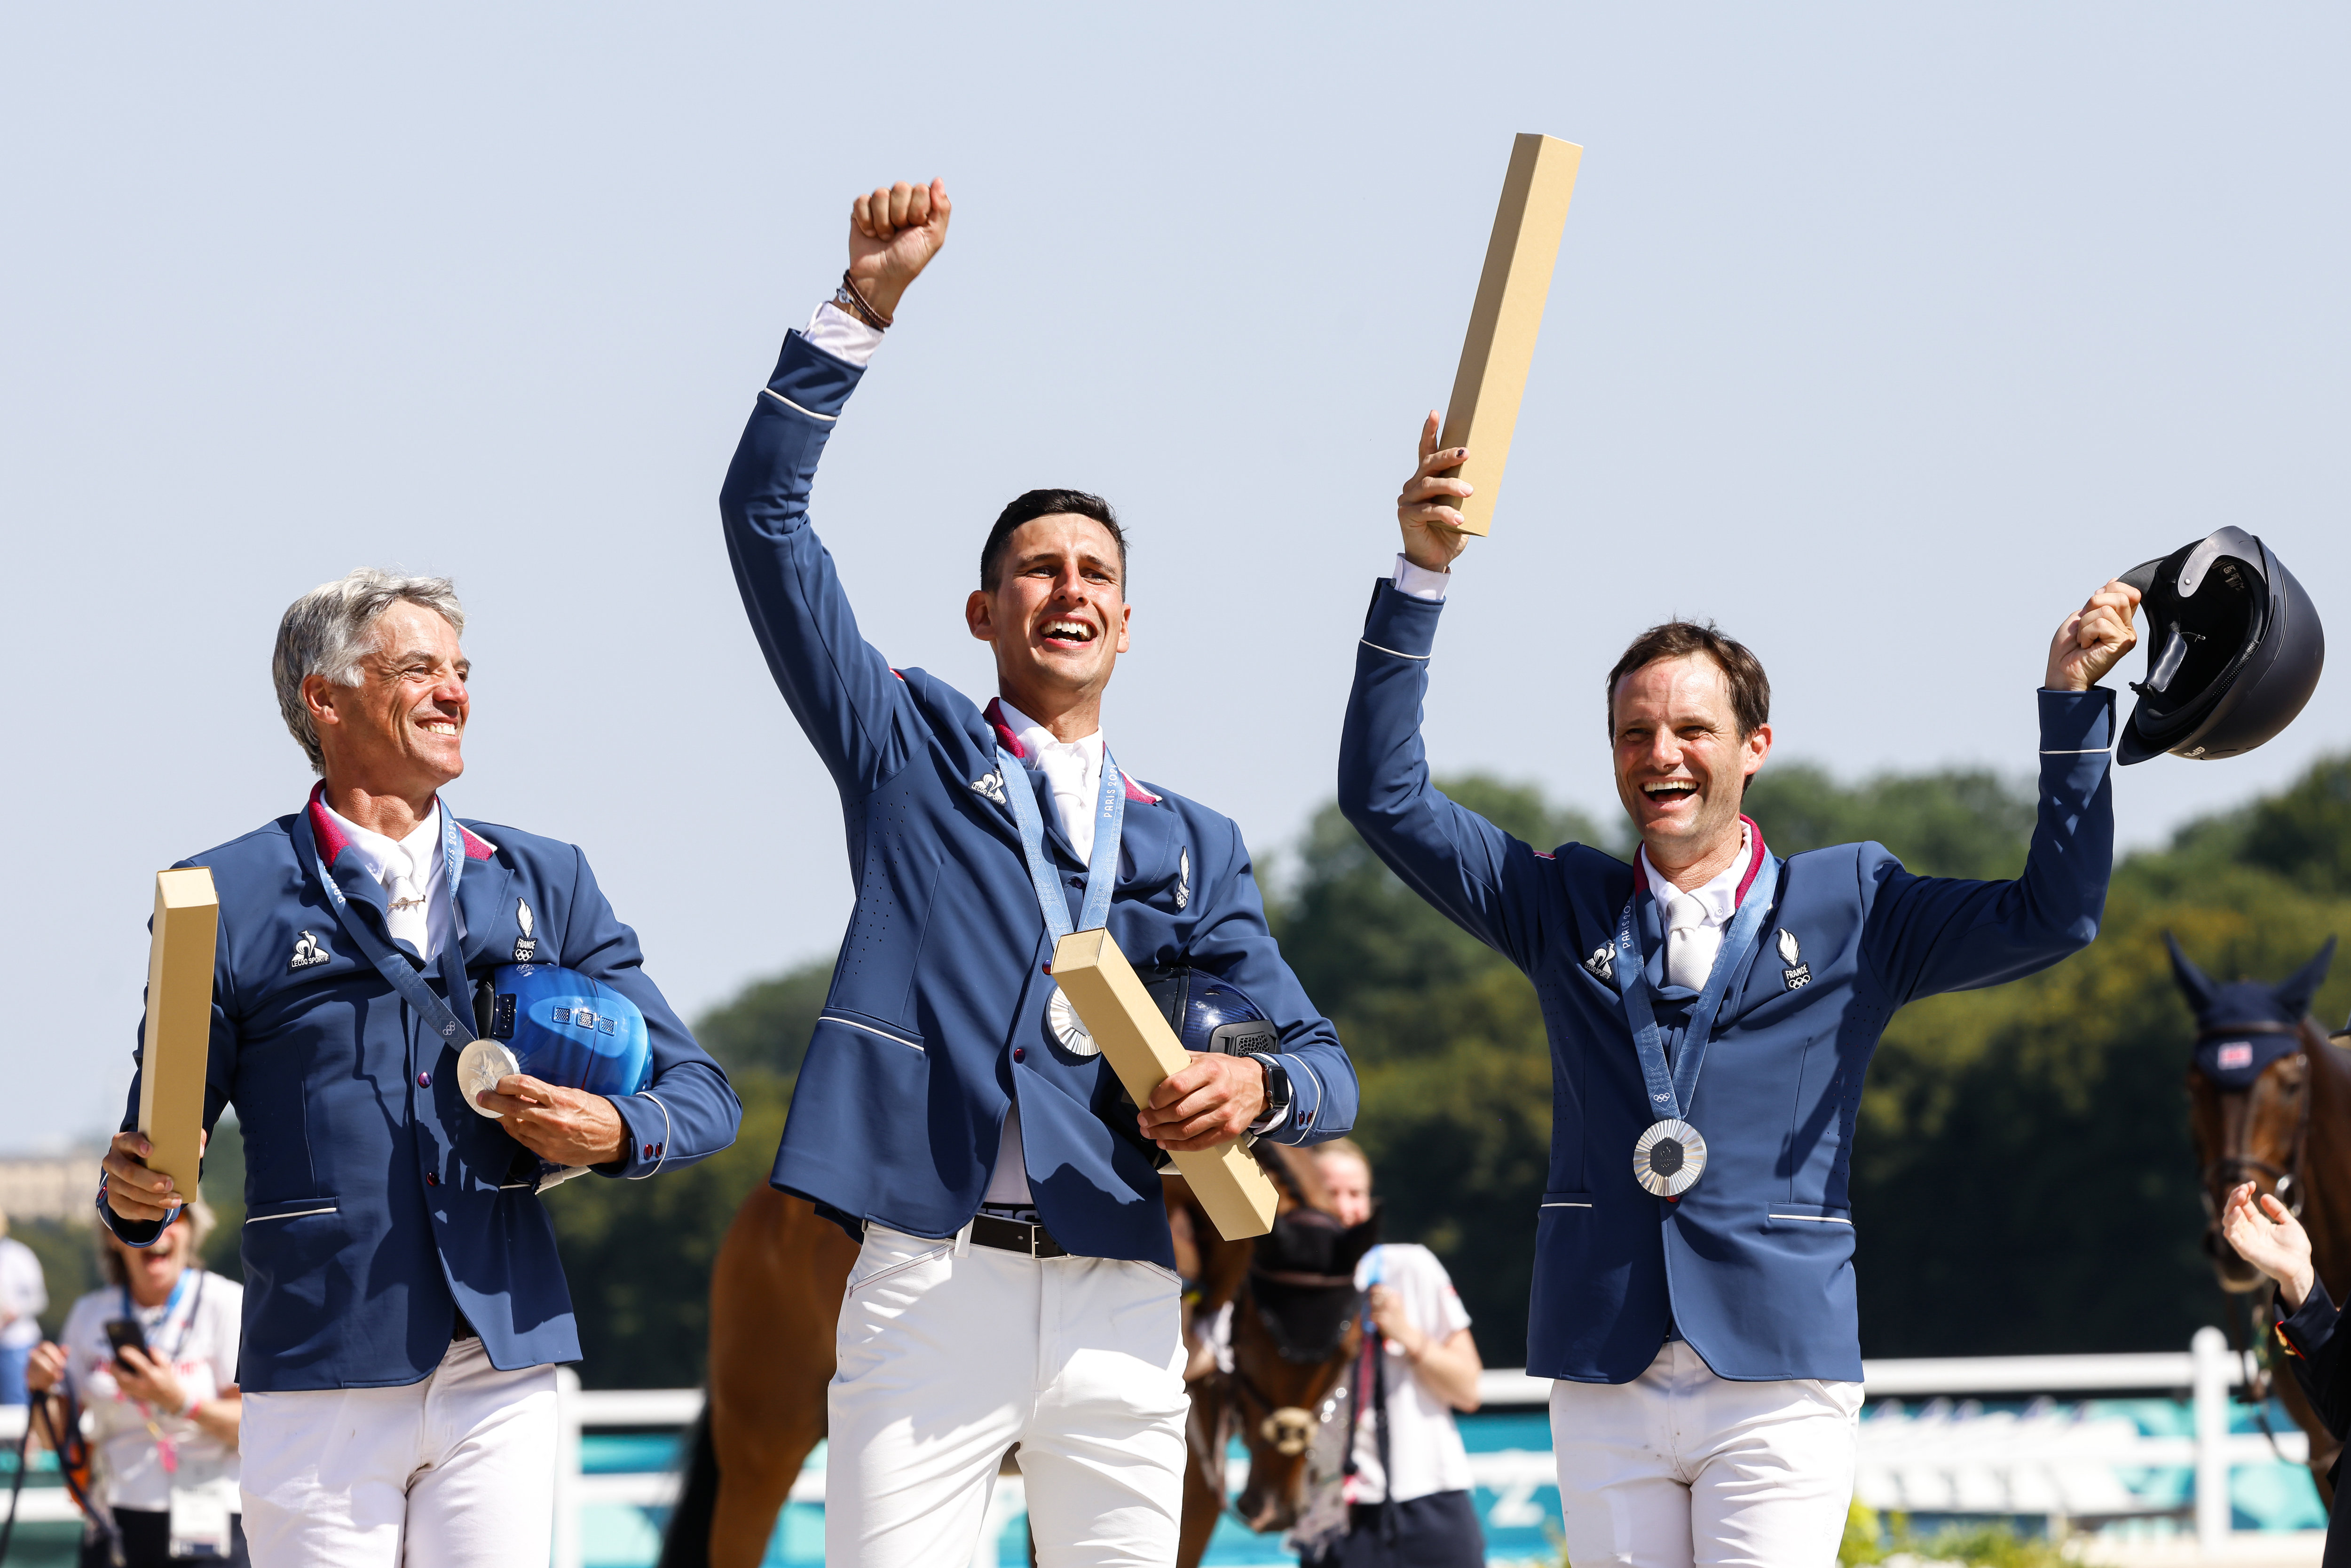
1038 618 1097 650
1640 780 1699 808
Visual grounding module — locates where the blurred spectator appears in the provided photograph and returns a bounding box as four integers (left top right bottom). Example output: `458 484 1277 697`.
0 1206 46 1405
1298 1139 1485 1568
26 1199 246 1568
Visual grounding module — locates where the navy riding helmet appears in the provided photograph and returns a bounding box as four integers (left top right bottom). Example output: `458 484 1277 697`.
1142 968 1283 1058
2170 932 2337 1089
457 963 654 1118
2118 528 2325 765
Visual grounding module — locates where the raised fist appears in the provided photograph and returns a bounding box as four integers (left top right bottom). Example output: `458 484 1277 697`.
847 178 951 321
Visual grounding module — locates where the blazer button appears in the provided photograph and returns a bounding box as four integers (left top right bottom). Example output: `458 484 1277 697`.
643 1143 655 1158
417 1071 432 1087
1013 1047 1026 1063
425 1172 439 1186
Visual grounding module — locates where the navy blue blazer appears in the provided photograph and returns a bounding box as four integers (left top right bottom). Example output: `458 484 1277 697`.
104 793 742 1392
1338 583 2115 1383
719 330 1358 1268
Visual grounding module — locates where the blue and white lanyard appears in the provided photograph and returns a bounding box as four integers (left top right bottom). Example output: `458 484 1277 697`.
999 745 1125 940
121 1269 203 1364
301 804 476 1045
1610 852 1780 1123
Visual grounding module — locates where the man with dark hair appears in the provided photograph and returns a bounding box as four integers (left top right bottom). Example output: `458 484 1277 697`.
1337 415 2140 1567
718 178 1357 1567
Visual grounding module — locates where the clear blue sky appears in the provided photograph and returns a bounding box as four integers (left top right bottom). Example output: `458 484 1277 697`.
6 3 2345 1150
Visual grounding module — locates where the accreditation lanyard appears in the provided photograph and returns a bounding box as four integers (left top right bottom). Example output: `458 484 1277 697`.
122 1270 205 1474
999 745 1126 941
1610 851 1780 1123
299 806 476 1047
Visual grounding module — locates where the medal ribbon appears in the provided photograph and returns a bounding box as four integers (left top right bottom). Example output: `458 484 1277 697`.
1611 850 1781 1123
1000 745 1127 942
300 805 477 1046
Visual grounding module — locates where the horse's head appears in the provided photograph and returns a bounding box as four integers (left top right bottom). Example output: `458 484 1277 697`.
2176 932 2339 1290
1225 1201 1381 1534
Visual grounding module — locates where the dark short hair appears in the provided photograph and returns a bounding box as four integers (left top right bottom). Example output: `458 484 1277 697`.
979 489 1128 592
1605 621 1771 740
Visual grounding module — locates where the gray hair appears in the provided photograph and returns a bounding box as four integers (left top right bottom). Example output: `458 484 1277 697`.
273 569 465 772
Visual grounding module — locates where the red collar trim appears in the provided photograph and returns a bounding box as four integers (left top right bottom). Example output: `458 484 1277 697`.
306 783 351 866
983 697 1026 760
1733 816 1768 903
304 784 495 862
1124 774 1160 805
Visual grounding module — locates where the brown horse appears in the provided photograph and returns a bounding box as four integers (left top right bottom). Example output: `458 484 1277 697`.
659 1144 1365 1568
2174 932 2348 1499
1168 1154 1378 1564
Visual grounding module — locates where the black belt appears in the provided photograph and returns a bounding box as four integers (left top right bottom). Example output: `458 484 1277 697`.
452 1308 479 1342
970 1212 1068 1260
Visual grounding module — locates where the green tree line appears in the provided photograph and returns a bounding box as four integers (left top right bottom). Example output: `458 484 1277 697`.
18 757 2350 1382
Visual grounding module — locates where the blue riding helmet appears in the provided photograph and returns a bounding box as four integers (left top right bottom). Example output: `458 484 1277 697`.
457 963 653 1119
1143 968 1282 1058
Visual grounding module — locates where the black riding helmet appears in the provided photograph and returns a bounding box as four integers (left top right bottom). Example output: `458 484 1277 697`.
2117 527 2324 765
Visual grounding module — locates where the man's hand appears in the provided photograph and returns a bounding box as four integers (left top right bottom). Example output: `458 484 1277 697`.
2045 578 2141 691
847 178 951 321
476 1075 628 1168
101 1128 194 1226
112 1344 189 1414
1138 1053 1266 1153
2221 1180 2317 1309
1398 411 1475 575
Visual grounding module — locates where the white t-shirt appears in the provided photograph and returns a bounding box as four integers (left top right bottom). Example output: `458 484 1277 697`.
0 1237 47 1350
1346 1244 1475 1504
58 1270 244 1512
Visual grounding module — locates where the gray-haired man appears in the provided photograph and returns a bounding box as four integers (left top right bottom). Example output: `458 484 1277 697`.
98 569 738 1566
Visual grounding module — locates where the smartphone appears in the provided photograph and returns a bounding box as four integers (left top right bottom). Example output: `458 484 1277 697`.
103 1318 148 1359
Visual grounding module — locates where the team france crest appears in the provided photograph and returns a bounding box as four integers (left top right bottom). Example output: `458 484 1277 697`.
1778 929 1811 990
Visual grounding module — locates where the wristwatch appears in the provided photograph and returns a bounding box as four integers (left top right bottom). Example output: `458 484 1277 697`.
1245 1052 1292 1131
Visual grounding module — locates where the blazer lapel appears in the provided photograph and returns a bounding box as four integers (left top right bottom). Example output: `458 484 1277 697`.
1023 768 1083 867
456 859 515 968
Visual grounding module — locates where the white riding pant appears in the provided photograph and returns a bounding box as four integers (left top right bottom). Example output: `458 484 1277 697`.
827 1222 1190 1568
239 1336 557 1568
1549 1340 1863 1568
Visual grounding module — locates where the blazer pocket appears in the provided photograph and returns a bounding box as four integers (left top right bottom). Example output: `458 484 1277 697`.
1539 1190 1594 1210
244 1196 341 1225
1763 1202 1854 1231
817 1010 925 1053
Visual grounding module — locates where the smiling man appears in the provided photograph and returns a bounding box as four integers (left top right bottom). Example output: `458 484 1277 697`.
719 180 1357 1567
96 568 739 1568
1336 417 2139 1568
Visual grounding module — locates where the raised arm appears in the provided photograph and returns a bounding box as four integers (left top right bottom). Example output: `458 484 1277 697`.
1335 415 1552 971
718 179 952 796
1864 581 2137 1003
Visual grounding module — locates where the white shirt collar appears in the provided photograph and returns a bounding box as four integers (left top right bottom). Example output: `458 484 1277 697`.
1638 823 1751 929
322 799 444 890
995 699 1105 776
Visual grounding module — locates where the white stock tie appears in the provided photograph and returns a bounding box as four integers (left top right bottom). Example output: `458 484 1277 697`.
383 847 431 958
1037 747 1095 863
1665 893 1720 993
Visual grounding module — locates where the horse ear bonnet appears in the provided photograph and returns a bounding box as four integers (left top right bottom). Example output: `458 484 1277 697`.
1250 1206 1380 1364
2117 528 2324 765
2176 933 2332 1088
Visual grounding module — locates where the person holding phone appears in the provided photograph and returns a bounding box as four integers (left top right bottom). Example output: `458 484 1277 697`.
2220 1181 2351 1562
26 1200 245 1567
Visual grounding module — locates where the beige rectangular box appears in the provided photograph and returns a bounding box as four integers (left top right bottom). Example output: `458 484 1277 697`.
1438 132 1584 536
1049 928 1278 1240
136 867 219 1198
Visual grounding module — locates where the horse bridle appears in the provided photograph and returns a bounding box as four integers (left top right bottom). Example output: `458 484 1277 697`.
2198 1020 2316 1218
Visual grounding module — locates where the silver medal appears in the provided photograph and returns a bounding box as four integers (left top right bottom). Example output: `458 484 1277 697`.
1633 1118 1707 1197
456 1039 521 1119
1047 985 1099 1057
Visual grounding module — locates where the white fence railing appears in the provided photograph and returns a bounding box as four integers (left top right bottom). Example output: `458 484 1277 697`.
0 1329 2285 1563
